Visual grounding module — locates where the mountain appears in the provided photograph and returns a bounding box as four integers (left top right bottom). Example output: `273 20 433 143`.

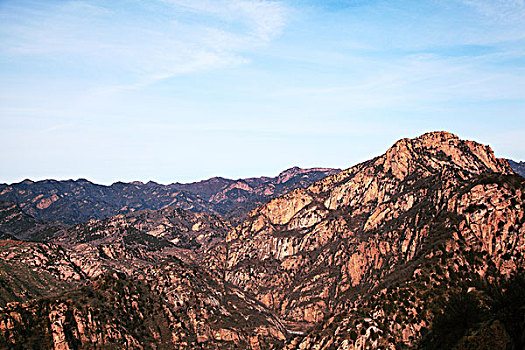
206 131 525 348
1 131 524 349
64 206 232 251
0 167 339 225
48 206 233 272
0 203 288 348
508 159 525 178
0 241 86 306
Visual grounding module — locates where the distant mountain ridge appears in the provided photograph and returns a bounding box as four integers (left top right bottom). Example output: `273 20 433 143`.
0 167 339 225
509 159 525 177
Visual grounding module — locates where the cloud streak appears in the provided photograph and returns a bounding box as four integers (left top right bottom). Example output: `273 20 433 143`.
1 0 289 90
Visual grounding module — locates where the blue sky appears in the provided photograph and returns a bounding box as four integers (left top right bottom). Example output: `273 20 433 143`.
1 0 524 184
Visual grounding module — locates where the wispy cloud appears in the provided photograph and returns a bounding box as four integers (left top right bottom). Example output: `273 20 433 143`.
457 0 525 44
0 0 289 91
462 0 525 23
262 50 525 115
162 0 287 42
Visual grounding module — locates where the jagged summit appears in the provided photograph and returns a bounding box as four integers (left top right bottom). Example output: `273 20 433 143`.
276 166 339 185
377 131 510 178
390 130 457 146
415 130 458 140
382 131 511 177
241 132 512 226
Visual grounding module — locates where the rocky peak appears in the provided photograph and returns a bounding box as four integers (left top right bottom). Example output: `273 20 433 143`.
276 167 302 183
381 131 511 181
240 132 511 230
213 131 524 341
1 131 524 350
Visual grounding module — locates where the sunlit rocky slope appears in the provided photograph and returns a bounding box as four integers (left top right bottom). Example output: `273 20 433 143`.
207 131 525 348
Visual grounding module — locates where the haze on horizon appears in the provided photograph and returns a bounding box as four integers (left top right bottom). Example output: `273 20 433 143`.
1 0 524 185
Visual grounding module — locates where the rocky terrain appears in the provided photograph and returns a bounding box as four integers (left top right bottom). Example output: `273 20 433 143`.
0 167 338 225
0 204 288 349
48 206 234 273
172 167 340 222
0 131 524 349
0 255 287 349
0 241 85 306
207 132 525 348
0 201 63 241
54 207 232 252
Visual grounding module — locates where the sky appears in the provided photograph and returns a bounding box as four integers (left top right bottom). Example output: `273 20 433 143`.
1 0 524 184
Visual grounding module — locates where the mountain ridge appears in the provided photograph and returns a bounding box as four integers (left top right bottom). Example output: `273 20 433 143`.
0 167 339 225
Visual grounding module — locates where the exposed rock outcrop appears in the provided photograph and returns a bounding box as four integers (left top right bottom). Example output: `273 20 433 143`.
0 201 63 241
0 266 287 349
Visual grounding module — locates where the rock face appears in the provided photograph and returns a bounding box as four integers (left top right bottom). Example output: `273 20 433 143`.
0 241 85 306
292 173 525 349
207 132 525 348
0 262 287 350
0 230 287 349
0 202 289 349
0 168 339 225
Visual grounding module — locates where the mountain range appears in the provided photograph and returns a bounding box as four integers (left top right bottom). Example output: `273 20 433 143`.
0 131 524 350
0 167 338 226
